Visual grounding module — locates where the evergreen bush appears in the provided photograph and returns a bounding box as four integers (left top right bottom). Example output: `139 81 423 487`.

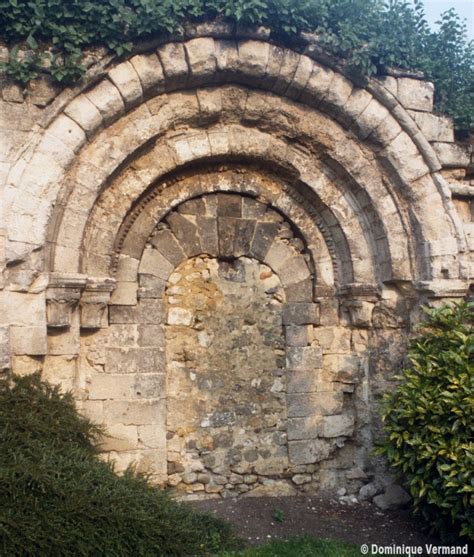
375 301 474 541
0 373 236 556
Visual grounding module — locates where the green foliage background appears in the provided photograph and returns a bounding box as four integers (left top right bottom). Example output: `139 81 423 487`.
375 302 474 541
0 373 236 556
0 0 472 131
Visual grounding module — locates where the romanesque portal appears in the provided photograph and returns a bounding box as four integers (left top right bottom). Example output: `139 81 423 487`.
1 31 471 499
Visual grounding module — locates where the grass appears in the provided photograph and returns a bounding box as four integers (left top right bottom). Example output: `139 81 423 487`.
219 535 370 556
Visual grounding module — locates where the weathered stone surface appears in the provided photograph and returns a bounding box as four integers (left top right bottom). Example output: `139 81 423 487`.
432 142 470 168
321 414 355 438
249 222 279 260
108 61 143 108
397 78 434 112
285 325 310 347
286 346 322 371
167 212 202 256
283 303 320 325
289 439 333 465
287 416 321 440
373 484 411 510
139 248 174 280
288 392 343 417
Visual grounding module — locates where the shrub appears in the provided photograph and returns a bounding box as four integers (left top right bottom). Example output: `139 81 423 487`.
375 301 474 541
0 373 236 556
0 0 472 131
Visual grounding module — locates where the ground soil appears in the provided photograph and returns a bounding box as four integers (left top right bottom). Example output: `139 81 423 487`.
191 495 441 548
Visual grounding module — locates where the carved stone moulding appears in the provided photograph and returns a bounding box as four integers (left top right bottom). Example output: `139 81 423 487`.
46 273 87 329
337 283 381 328
80 278 116 330
46 274 116 330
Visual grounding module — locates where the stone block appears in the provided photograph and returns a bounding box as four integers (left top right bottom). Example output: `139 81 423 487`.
178 198 206 216
313 326 351 353
109 282 138 306
150 229 186 267
109 300 164 324
157 42 189 88
289 439 333 464
432 142 470 168
138 324 165 347
242 197 267 219
108 61 143 108
299 60 334 103
139 248 174 280
283 303 320 325
352 99 389 139
99 423 138 452
287 370 319 393
249 222 279 260
278 256 311 287
234 219 256 256
85 79 125 126
87 373 165 400
129 52 165 95
264 241 294 273
397 77 434 112
166 212 202 256
11 355 43 376
217 217 237 257
288 392 343 417
105 347 165 374
323 354 360 383
103 399 165 425
237 40 270 79
116 255 139 282
217 193 242 217
138 424 166 449
196 216 218 256
284 279 313 303
185 38 216 79
47 323 80 356
409 111 454 142
321 414 355 438
47 114 87 154
42 355 77 391
138 275 166 299
287 416 321 440
286 346 322 371
10 325 47 356
285 325 310 347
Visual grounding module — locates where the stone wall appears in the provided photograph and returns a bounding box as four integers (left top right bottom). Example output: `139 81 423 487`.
0 26 472 500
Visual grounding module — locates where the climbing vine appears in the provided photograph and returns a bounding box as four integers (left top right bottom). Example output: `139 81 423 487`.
0 0 472 131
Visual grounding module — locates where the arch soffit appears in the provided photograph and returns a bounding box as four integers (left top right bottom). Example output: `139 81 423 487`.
6 38 462 281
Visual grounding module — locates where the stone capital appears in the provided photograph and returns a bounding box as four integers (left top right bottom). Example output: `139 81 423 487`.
80 278 116 329
46 273 88 328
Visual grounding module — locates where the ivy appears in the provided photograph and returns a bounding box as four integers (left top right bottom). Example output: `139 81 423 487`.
0 0 472 131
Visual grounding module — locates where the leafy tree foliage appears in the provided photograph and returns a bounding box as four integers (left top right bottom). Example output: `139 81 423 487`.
0 0 472 131
0 373 236 556
375 302 474 541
